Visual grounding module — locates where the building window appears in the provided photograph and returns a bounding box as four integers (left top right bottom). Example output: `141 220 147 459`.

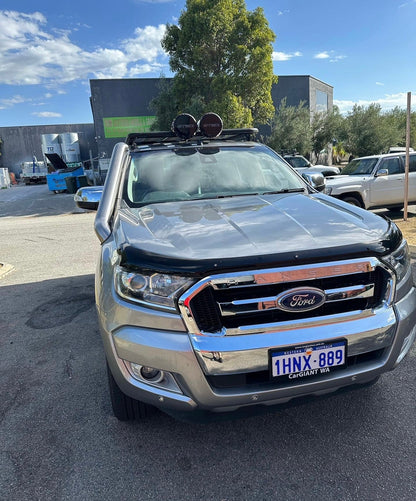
315 90 328 113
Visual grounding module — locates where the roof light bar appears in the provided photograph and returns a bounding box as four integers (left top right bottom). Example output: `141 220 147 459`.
199 112 223 138
171 114 198 140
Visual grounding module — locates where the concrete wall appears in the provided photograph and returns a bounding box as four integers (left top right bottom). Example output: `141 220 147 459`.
0 123 97 176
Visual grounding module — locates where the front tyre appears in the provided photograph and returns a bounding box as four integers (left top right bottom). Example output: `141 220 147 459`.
341 195 364 208
107 363 155 420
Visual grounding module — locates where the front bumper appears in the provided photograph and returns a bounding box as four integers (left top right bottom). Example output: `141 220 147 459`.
99 282 416 416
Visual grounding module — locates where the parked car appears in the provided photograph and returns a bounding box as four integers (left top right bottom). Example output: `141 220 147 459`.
74 185 103 210
283 154 340 177
93 113 416 421
388 146 414 153
325 152 416 210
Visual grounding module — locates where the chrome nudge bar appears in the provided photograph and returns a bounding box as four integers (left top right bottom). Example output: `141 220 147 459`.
178 258 395 336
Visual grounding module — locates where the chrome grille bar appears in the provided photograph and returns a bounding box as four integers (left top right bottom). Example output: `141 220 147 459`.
219 283 375 317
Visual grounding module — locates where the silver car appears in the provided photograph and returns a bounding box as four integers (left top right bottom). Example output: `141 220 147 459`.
283 154 340 177
94 114 416 421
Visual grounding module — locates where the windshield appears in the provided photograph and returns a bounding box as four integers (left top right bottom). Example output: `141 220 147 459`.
124 145 305 206
342 158 378 175
285 156 309 168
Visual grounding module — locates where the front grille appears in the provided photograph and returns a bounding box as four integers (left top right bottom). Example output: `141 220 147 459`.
180 258 392 335
189 286 223 333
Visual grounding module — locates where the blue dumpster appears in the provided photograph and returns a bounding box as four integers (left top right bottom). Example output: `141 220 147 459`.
46 166 84 193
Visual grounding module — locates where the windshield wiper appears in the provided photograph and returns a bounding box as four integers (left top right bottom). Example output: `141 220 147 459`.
215 193 259 198
261 188 306 195
191 189 305 201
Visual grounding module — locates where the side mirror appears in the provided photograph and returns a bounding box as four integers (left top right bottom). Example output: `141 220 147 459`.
74 186 103 210
375 169 388 177
301 172 325 192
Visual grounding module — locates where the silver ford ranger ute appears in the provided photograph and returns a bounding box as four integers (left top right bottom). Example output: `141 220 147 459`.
94 113 416 421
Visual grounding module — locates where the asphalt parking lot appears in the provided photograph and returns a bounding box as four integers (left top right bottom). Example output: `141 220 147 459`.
1 184 415 501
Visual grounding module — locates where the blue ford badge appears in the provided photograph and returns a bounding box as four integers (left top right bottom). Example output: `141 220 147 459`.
277 287 326 312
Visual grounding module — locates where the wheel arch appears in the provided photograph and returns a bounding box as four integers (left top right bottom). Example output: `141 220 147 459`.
337 192 365 208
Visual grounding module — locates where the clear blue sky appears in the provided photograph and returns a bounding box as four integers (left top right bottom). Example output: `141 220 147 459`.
1 0 415 126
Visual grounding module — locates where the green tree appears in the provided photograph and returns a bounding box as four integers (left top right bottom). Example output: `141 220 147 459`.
150 77 178 131
267 98 312 155
344 104 401 156
383 106 406 147
383 106 416 150
311 106 344 159
154 0 277 129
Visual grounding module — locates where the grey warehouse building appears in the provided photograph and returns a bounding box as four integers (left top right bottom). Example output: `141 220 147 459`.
0 75 332 176
272 75 333 114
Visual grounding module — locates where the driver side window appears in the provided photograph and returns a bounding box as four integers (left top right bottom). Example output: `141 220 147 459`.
379 157 403 175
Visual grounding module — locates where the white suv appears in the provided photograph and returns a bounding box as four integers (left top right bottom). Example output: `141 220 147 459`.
283 154 340 177
325 153 416 210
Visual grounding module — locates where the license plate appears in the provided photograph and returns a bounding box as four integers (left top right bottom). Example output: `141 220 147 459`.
270 339 346 380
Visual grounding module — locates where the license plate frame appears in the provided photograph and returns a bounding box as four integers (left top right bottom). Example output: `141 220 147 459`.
269 339 347 381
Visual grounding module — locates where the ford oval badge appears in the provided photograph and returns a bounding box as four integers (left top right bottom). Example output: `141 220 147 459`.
277 287 326 312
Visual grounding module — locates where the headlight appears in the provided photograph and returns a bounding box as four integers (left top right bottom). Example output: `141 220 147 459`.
324 186 332 195
382 240 411 283
115 266 194 310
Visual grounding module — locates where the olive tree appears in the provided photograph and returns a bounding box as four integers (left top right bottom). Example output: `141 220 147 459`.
383 106 416 150
267 98 312 156
152 0 276 129
343 104 401 156
311 106 344 159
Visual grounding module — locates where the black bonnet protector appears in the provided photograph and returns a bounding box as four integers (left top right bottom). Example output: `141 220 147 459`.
118 219 402 276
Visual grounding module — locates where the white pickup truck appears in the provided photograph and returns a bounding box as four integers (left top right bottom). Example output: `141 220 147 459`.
20 160 48 184
325 153 416 210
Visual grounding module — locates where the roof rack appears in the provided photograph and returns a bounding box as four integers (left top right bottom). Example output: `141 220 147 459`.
126 128 259 148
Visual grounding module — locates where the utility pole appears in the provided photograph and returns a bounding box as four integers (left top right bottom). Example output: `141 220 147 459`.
404 91 411 221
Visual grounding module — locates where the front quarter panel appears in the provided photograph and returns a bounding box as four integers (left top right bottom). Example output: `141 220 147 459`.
327 177 371 206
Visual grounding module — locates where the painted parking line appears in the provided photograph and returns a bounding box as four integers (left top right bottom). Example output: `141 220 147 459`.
0 262 15 279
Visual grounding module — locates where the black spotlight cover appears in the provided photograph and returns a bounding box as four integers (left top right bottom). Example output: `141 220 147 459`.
199 113 223 137
172 114 198 139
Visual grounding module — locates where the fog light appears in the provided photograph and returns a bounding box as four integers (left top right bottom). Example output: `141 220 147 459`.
141 366 161 380
126 361 183 394
129 363 164 383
